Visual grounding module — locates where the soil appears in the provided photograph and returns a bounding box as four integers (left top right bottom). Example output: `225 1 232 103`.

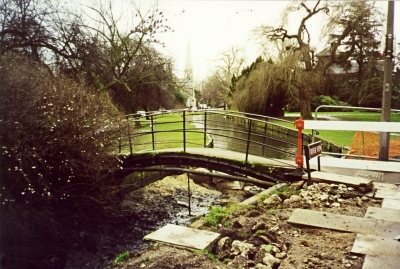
105 174 382 269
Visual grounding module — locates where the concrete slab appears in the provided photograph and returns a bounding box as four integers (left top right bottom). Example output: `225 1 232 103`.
288 209 376 235
351 234 400 257
382 199 400 210
143 224 220 250
307 157 400 172
373 182 399 191
362 255 400 269
289 209 400 238
365 182 399 198
365 207 400 222
375 218 400 238
375 188 399 199
302 171 373 187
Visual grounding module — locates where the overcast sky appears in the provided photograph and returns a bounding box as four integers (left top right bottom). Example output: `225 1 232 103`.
75 0 400 83
154 1 400 82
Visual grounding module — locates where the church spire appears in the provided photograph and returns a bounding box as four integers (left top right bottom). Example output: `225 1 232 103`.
184 40 193 81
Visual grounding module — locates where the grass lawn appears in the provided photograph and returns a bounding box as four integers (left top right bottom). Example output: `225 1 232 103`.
276 111 400 148
125 112 207 152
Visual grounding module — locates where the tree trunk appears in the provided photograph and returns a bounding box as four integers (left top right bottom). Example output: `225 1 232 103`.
300 95 313 119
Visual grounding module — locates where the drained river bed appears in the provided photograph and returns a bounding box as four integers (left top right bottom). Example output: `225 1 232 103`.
65 174 251 269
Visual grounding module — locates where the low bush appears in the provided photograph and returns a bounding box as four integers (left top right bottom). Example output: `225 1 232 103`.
0 54 125 250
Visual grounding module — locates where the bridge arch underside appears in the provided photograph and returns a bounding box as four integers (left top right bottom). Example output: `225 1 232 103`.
118 152 295 188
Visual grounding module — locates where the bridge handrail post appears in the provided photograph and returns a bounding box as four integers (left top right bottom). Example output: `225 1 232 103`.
203 111 207 147
126 115 133 155
245 119 252 162
262 118 268 156
151 115 155 150
294 116 304 171
183 110 186 152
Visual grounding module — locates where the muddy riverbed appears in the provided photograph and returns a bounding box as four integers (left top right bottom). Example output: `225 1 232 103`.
65 173 250 268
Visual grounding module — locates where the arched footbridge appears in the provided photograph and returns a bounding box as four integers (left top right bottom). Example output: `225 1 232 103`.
115 109 400 189
116 110 309 188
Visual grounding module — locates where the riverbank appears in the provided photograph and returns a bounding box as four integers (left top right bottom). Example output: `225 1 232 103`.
108 173 395 269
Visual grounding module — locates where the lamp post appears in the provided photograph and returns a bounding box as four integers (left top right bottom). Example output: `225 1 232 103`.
379 1 394 161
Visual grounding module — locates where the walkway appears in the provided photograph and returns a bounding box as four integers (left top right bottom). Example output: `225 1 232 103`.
289 181 400 268
144 147 296 168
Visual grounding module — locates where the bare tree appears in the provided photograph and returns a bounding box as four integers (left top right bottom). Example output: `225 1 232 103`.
212 46 246 108
253 0 372 118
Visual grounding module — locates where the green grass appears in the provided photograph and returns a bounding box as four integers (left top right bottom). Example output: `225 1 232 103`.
204 204 253 227
195 249 218 261
113 251 130 265
124 112 208 152
275 111 400 147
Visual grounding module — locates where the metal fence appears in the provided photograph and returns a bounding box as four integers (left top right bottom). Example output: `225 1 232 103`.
118 109 311 162
311 105 400 161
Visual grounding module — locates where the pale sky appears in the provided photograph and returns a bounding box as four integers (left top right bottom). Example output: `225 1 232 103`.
154 0 400 82
75 0 400 83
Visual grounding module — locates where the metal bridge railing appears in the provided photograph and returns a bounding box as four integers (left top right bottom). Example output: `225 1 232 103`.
118 109 308 163
312 105 400 161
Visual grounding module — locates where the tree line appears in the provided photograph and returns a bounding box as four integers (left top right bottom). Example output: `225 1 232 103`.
0 0 187 264
203 1 400 118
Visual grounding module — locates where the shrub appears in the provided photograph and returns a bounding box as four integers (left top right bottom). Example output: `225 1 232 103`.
358 77 382 108
0 54 124 247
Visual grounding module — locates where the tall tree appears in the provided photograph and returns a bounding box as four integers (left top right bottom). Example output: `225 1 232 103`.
254 0 374 118
324 1 383 81
202 73 226 108
67 1 172 93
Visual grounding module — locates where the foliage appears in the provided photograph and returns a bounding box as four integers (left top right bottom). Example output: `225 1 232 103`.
252 230 264 237
0 54 124 246
1 0 178 114
311 95 348 111
202 74 226 108
325 1 383 81
113 251 130 265
253 1 384 118
195 249 218 262
230 56 265 95
204 204 252 227
358 77 383 108
173 88 187 106
261 244 274 253
232 55 295 117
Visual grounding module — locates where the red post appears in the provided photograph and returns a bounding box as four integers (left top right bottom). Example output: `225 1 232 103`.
294 116 304 169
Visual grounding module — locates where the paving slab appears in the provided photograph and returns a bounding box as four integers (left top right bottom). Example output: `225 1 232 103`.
288 209 376 234
362 255 400 269
289 208 400 238
365 207 400 222
365 182 399 198
373 182 399 191
302 171 373 187
351 234 400 257
143 224 220 250
375 189 400 200
375 218 400 238
307 157 400 172
382 199 400 210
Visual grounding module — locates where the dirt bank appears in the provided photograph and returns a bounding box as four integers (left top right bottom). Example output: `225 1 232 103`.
109 175 382 269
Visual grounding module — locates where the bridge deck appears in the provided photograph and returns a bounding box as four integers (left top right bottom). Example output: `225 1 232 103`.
135 148 400 184
137 147 296 168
